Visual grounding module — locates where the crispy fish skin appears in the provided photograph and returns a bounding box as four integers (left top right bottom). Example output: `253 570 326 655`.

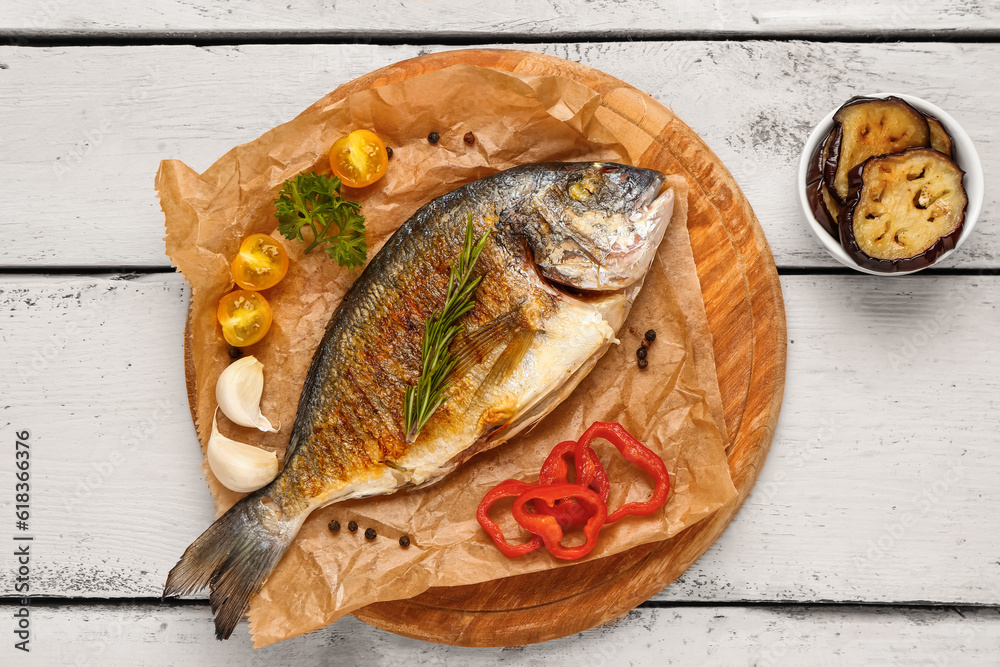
164 162 674 639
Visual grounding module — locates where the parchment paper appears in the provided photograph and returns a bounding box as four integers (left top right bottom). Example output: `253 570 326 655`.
156 62 736 647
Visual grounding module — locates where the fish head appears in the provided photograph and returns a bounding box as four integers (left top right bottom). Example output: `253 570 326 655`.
525 162 673 291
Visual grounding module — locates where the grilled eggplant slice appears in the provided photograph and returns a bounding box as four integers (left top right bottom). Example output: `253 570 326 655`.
924 114 953 157
825 97 930 203
821 182 842 234
806 130 841 239
840 148 966 272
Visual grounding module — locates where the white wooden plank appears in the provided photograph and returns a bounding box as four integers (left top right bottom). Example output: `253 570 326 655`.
0 43 426 269
0 275 214 596
1 274 999 604
662 272 1000 604
1 42 997 269
2 0 998 37
2 603 998 666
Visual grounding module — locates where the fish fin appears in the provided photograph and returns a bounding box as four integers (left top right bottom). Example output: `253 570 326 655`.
449 309 519 380
282 430 300 466
164 492 297 640
470 327 537 404
380 459 410 473
490 332 612 445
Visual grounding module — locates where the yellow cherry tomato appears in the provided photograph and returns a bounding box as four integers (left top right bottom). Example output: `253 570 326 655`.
328 129 389 188
217 290 273 347
231 234 290 291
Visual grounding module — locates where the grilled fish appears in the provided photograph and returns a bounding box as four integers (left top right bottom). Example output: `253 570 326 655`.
164 161 674 639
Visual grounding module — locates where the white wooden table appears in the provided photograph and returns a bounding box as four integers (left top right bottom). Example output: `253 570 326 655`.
2 3 999 664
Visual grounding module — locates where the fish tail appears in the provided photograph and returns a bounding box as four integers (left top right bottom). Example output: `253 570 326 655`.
163 492 298 640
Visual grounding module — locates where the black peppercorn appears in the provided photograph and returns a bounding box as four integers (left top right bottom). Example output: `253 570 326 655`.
328 520 340 533
399 535 411 548
385 146 393 159
638 358 648 369
463 132 476 145
636 347 647 360
645 329 657 343
348 520 358 532
227 344 242 359
428 132 440 144
365 528 377 540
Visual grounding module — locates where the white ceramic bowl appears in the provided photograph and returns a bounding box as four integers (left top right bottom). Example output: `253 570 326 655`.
797 93 984 275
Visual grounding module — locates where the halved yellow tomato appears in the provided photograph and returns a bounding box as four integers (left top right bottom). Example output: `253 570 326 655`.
328 129 389 188
231 234 289 291
217 290 273 347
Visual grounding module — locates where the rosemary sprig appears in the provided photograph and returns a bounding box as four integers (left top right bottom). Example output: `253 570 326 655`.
403 215 490 443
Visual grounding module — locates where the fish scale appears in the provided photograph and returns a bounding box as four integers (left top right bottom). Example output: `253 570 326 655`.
165 161 674 640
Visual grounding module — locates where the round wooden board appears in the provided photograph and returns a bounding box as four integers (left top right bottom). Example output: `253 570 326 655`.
328 49 787 646
183 48 786 647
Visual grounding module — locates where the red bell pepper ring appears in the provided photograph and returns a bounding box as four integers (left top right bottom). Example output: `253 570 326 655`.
476 479 543 558
536 440 611 528
573 422 670 524
511 483 607 560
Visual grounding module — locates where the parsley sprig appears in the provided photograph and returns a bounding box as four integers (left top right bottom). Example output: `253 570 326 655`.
274 172 367 269
403 216 490 443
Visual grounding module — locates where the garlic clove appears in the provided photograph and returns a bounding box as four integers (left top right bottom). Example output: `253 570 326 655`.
216 355 279 432
207 409 279 493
